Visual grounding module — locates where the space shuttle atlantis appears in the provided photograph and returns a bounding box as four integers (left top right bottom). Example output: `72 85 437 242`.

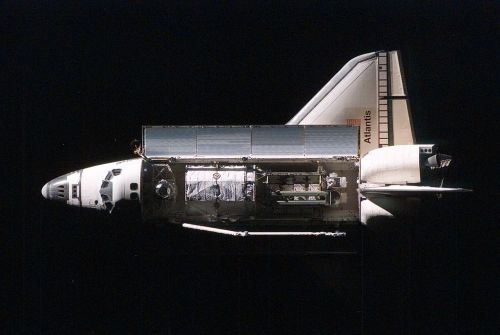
42 51 470 234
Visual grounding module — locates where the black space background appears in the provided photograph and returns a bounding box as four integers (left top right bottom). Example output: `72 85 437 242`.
5 1 499 334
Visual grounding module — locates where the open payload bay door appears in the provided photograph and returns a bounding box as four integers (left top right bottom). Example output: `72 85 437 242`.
287 50 414 156
142 125 359 160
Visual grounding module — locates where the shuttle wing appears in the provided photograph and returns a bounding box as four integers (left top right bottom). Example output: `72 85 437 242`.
287 50 415 155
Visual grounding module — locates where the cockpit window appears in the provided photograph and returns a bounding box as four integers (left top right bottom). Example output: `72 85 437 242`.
99 179 114 212
99 180 113 202
100 169 120 212
105 171 113 181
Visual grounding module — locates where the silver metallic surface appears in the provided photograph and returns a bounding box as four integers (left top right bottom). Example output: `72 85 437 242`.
143 125 358 158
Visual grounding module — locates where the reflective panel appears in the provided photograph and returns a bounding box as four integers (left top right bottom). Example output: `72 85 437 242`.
143 125 358 158
305 126 358 156
144 127 196 157
251 127 304 156
197 127 251 156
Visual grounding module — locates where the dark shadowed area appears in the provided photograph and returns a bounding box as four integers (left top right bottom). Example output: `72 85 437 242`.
7 1 498 334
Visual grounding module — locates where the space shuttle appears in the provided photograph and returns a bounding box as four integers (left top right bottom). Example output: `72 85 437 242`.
41 51 470 235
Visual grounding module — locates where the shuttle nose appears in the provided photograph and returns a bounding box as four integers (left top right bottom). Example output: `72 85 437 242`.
41 183 48 199
41 174 69 202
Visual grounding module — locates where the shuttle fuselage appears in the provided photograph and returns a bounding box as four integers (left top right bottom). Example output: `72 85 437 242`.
42 51 470 229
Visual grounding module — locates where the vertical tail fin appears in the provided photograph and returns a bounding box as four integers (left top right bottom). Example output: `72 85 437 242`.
387 51 414 146
287 50 415 155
